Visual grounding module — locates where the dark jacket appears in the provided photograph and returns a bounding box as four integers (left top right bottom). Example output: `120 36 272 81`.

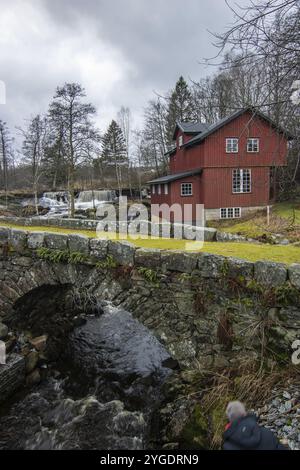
223 415 288 450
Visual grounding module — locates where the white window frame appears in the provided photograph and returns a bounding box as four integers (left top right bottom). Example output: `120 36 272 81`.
220 207 241 219
157 184 161 195
164 183 168 195
181 182 193 196
247 138 259 153
152 185 155 195
178 135 183 148
226 138 238 153
232 169 251 193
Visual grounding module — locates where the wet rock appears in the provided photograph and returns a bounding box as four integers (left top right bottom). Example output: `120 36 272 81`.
0 354 25 404
73 315 87 328
0 322 8 340
25 351 39 373
29 335 47 352
26 369 41 386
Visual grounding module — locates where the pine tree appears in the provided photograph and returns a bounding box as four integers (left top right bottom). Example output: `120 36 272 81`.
101 120 127 195
166 76 196 146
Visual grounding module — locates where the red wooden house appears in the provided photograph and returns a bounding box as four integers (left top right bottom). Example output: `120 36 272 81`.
149 107 292 222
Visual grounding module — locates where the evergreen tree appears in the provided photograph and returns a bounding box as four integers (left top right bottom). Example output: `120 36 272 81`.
166 76 196 146
101 120 127 195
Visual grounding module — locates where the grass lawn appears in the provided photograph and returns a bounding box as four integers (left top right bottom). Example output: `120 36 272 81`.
210 202 300 242
1 222 300 264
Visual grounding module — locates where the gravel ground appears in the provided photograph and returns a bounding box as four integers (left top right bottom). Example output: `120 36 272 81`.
256 385 300 450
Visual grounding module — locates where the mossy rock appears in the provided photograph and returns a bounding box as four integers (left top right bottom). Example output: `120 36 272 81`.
179 404 209 449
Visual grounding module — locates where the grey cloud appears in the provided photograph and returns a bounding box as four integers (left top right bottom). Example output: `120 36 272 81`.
0 0 246 144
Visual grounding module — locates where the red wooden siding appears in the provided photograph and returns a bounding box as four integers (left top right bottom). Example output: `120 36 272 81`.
151 109 289 219
203 167 270 209
170 111 288 174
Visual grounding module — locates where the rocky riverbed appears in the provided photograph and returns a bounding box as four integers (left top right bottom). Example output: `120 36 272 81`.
0 303 174 450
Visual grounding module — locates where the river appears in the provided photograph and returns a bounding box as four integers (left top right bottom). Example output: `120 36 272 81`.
0 304 172 450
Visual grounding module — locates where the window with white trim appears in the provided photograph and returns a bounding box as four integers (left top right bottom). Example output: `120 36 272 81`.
157 184 161 195
181 182 193 196
232 169 251 193
226 138 238 153
220 207 241 219
247 138 259 152
152 185 155 195
164 183 168 195
178 135 183 148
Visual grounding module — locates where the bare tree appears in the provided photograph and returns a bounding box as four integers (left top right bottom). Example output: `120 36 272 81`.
49 83 98 217
0 120 13 208
118 106 132 195
19 114 49 214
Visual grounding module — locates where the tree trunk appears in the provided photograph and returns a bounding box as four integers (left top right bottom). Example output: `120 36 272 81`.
69 166 75 218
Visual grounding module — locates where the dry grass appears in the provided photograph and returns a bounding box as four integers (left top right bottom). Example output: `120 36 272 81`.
201 360 300 448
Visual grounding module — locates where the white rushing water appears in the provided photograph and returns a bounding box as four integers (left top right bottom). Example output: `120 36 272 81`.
37 190 117 218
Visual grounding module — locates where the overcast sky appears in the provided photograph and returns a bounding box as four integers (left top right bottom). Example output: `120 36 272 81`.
0 0 244 141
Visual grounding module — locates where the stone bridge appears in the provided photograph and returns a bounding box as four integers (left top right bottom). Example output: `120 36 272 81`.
1 226 300 370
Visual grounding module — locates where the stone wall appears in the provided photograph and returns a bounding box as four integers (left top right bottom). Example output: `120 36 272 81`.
0 354 25 403
0 216 217 241
0 226 300 369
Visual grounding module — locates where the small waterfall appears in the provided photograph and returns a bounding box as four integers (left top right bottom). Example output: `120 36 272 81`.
77 190 116 203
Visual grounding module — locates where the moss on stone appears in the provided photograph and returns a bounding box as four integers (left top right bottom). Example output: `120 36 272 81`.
180 404 209 449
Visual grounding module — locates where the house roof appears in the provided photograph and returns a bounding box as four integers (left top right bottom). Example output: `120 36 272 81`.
173 121 210 139
182 107 294 149
164 145 177 157
148 168 202 185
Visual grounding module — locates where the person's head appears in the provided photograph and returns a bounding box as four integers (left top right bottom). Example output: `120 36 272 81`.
226 401 246 422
